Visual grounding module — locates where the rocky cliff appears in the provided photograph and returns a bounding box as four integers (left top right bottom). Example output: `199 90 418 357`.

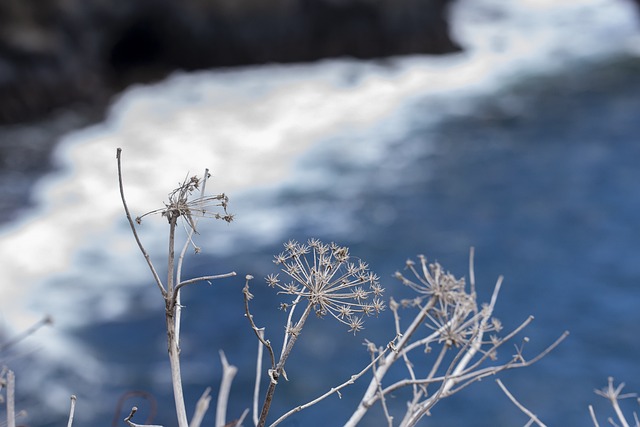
0 0 460 124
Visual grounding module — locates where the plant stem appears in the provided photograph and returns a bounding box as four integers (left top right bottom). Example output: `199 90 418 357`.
257 303 313 427
7 370 15 427
165 215 189 427
115 148 166 296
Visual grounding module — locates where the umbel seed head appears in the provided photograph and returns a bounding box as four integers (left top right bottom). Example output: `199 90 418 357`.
268 238 384 333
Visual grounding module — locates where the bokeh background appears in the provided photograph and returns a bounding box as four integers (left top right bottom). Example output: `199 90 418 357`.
1 0 640 426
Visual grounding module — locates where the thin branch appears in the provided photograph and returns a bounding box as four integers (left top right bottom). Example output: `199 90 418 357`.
279 295 303 362
344 298 437 427
226 409 250 427
402 326 481 427
269 342 391 427
66 395 77 427
257 303 313 427
216 351 238 427
177 169 210 282
387 330 569 397
496 379 547 427
124 407 165 427
613 399 631 427
411 275 504 418
426 343 450 385
253 329 265 427
390 300 418 398
174 272 237 297
190 387 211 427
167 215 178 295
455 315 536 378
469 247 477 305
444 330 570 396
451 275 503 377
0 315 53 352
116 148 166 296
111 391 158 427
243 280 276 371
176 169 210 350
166 309 189 427
372 348 394 427
6 370 15 427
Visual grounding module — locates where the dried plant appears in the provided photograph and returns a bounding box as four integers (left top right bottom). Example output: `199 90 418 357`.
342 251 569 427
243 239 385 426
116 148 237 427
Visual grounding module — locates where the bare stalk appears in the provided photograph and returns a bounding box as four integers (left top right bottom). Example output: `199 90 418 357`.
124 407 165 427
253 329 265 427
257 303 313 427
165 215 189 427
0 315 53 352
174 273 237 295
116 148 166 296
66 395 77 427
612 397 631 427
270 343 392 427
279 294 303 362
6 369 15 427
176 169 209 350
400 326 480 427
381 329 569 397
216 351 238 427
391 301 418 397
448 276 503 378
496 379 547 427
344 298 437 427
243 281 276 372
588 405 601 427
191 387 211 427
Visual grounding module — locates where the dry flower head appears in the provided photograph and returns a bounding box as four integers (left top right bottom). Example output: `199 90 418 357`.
267 239 384 333
395 255 502 348
136 173 233 231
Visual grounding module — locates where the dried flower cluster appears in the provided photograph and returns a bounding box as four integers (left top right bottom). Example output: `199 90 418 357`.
136 174 233 230
394 255 502 348
267 238 385 333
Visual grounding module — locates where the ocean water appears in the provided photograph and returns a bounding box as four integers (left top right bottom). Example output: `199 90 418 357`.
1 0 640 426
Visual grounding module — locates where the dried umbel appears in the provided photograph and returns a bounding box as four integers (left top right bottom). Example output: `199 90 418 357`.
136 173 233 231
393 255 501 348
267 239 385 333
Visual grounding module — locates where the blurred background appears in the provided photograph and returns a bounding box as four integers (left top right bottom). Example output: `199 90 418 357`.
1 0 640 425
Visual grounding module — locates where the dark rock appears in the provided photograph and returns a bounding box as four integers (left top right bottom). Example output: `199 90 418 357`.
0 0 460 125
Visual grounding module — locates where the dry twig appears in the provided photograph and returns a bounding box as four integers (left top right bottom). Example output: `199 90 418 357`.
66 395 77 427
496 379 547 427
